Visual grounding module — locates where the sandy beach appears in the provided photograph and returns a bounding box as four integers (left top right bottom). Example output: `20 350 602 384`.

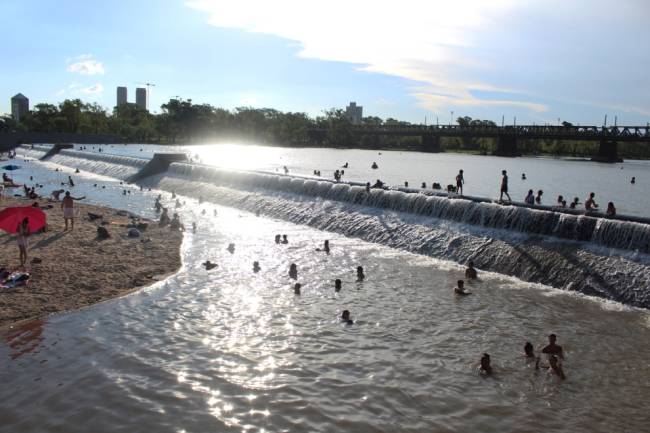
0 195 182 328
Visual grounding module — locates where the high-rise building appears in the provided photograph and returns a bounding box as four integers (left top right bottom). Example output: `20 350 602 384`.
11 93 29 122
116 86 127 106
135 87 147 110
345 102 363 125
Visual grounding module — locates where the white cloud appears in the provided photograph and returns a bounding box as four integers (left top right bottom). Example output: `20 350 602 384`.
187 0 650 120
81 84 104 94
67 54 105 75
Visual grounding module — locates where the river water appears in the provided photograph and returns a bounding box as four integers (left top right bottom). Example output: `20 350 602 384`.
68 143 649 217
1 148 649 433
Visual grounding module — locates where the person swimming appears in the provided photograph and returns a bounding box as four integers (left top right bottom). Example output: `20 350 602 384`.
202 260 218 270
282 234 289 244
371 162 378 169
521 173 526 180
454 279 471 295
335 278 342 292
274 234 281 244
404 181 409 187
356 266 365 281
289 263 298 279
569 197 580 209
341 310 354 325
365 182 371 193
631 176 636 184
479 353 492 375
293 283 301 295
606 201 616 216
421 182 427 189
253 261 261 273
536 355 566 380
524 342 535 358
227 243 235 254
465 262 477 280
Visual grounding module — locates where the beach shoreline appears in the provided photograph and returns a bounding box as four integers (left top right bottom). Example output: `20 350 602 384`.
0 195 183 329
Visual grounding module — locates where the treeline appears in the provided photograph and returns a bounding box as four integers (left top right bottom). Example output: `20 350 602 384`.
1 99 649 158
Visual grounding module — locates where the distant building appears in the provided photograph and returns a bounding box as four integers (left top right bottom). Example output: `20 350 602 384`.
135 87 147 110
11 93 29 122
345 102 363 125
116 86 127 106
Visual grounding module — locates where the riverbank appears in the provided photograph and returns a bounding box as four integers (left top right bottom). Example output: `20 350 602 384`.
0 196 182 329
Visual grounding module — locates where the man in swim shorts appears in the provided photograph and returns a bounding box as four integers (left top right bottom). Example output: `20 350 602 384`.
61 191 85 231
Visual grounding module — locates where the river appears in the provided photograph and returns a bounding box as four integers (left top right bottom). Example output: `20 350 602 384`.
1 145 649 433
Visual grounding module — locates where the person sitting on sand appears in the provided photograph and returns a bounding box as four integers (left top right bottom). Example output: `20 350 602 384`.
585 192 599 211
356 266 365 281
202 260 218 270
289 263 298 279
3 173 14 184
253 261 261 273
282 234 289 244
227 243 235 254
479 353 492 375
454 279 471 296
465 262 477 280
341 310 354 325
27 187 38 200
51 189 65 201
536 355 566 380
335 279 342 292
606 202 616 216
293 283 301 295
159 208 170 226
16 217 29 267
61 191 85 231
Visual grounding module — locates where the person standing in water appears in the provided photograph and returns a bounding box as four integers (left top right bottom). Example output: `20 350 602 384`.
454 280 471 296
465 262 477 280
334 279 342 292
356 266 365 281
456 169 464 195
479 353 492 375
289 263 298 279
542 334 564 360
585 192 599 211
500 170 511 203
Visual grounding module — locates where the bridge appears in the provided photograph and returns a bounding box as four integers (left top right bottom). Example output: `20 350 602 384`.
309 124 650 162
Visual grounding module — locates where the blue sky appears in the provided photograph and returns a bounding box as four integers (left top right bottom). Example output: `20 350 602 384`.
1 0 649 125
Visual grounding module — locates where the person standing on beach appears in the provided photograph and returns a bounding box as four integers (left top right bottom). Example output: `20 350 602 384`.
61 191 85 231
456 170 464 195
17 218 29 267
499 170 511 203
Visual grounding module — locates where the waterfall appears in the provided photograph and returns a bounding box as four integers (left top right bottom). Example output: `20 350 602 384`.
162 163 650 253
47 149 150 180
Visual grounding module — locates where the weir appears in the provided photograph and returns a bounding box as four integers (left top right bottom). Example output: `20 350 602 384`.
42 143 74 159
128 153 188 183
163 163 650 253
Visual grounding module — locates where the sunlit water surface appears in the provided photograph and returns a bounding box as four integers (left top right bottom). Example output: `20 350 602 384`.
0 156 649 433
79 142 650 217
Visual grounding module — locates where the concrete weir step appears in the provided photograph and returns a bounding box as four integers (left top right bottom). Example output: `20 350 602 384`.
128 153 187 182
41 143 74 159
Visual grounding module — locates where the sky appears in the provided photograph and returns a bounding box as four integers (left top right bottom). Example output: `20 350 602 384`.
1 0 649 125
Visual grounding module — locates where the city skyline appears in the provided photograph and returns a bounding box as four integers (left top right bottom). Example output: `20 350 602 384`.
1 0 649 125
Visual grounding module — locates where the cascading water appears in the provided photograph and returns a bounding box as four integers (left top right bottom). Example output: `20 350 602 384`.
15 144 52 159
46 149 150 181
162 163 650 253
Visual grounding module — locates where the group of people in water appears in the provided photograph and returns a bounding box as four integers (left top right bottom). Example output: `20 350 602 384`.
453 263 567 380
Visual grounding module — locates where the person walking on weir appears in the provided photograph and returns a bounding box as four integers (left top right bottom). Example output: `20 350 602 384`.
499 170 511 203
456 169 464 195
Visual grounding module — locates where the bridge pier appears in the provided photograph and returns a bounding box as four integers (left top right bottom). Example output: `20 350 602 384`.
420 134 441 153
494 135 520 157
591 140 623 163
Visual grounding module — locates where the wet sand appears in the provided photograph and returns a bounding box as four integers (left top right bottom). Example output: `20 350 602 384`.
0 196 182 328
